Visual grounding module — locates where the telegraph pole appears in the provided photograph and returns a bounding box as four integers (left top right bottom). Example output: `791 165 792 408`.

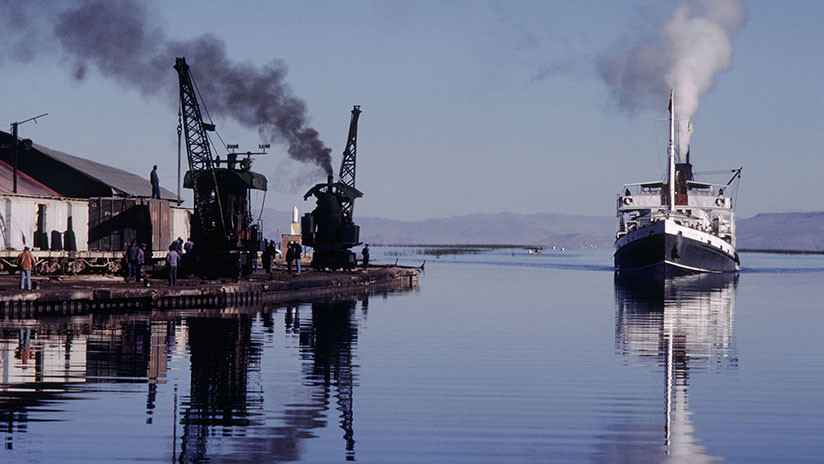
12 122 18 194
9 113 47 193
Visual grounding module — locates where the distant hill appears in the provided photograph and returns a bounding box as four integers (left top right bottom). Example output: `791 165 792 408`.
736 212 824 251
260 209 824 252
262 209 614 249
356 212 615 248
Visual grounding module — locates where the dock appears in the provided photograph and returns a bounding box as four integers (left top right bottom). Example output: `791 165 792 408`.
0 266 420 319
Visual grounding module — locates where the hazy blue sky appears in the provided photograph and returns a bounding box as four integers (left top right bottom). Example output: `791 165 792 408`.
1 0 822 222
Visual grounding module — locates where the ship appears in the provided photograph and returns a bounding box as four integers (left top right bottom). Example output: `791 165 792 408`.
614 91 741 274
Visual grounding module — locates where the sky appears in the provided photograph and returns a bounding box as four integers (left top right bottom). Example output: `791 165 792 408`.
1 0 822 222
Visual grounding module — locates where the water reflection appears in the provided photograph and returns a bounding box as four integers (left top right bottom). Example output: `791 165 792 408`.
177 315 261 462
610 272 738 462
0 283 414 462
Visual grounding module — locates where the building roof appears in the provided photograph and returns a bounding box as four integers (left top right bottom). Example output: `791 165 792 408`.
0 131 178 200
0 159 62 197
33 142 178 199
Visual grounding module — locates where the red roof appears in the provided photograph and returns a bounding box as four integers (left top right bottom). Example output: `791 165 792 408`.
0 159 62 197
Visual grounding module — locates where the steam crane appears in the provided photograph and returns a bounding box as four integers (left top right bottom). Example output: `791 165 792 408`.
338 105 361 217
302 106 363 270
174 57 267 277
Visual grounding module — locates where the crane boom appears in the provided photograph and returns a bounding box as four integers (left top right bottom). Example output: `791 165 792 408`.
338 105 361 217
174 57 225 238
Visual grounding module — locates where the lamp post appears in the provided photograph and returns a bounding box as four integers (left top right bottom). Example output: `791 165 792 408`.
9 113 47 193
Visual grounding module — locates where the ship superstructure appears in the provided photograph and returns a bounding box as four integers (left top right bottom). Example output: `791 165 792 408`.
614 91 741 274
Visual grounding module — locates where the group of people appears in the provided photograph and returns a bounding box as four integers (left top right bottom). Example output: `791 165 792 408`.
12 238 370 293
125 237 193 286
261 239 279 274
126 240 148 282
164 237 193 286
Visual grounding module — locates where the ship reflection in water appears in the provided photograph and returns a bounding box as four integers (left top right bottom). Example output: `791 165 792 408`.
0 285 402 462
613 271 738 461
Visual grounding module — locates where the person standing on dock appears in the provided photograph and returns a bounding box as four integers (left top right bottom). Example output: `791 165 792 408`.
16 247 36 292
285 241 294 273
150 165 161 199
362 244 370 269
166 245 180 286
173 237 184 255
137 243 146 281
293 242 302 275
262 239 274 274
127 240 141 281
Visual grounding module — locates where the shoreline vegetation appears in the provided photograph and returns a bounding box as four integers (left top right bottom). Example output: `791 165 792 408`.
378 244 541 258
374 244 824 257
738 249 824 255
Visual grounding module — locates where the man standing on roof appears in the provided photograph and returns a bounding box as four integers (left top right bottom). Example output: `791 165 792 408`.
150 165 160 199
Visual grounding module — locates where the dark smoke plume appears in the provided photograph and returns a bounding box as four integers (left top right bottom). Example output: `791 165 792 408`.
0 0 333 176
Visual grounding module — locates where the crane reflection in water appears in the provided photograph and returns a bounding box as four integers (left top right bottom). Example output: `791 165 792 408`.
607 271 738 462
0 286 401 462
174 296 362 463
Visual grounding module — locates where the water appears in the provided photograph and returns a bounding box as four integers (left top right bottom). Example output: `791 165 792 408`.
1 248 822 462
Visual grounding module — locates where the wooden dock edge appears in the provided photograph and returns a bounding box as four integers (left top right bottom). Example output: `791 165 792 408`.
0 268 419 319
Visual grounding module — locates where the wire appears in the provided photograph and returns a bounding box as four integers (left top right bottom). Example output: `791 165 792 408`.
190 69 229 155
694 169 737 175
257 189 267 223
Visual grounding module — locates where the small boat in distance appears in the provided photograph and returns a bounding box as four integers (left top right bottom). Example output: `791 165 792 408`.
614 91 741 274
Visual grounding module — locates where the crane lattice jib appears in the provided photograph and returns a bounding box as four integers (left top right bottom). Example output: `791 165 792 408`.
339 105 361 217
174 57 225 236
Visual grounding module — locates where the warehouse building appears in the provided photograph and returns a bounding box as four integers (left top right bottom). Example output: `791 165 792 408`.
0 130 190 253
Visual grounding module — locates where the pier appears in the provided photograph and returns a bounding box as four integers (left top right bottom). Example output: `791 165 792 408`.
0 266 419 319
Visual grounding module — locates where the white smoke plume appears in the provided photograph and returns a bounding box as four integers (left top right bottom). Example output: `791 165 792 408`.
600 0 746 155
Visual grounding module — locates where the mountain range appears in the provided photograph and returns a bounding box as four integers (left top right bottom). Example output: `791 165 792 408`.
260 209 824 251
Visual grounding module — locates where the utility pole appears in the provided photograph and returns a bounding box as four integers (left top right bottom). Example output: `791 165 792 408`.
177 109 182 202
9 113 48 194
12 122 18 194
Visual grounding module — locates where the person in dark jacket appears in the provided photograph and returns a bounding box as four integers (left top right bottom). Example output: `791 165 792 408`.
173 237 183 254
150 165 160 199
166 245 181 286
285 242 294 273
127 240 141 281
136 243 146 281
292 242 302 275
262 240 274 274
362 244 370 269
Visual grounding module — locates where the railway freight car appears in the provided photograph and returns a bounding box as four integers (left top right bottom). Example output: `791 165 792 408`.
0 129 190 275
0 193 191 275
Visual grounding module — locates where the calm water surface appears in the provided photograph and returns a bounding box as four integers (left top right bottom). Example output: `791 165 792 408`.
1 248 822 462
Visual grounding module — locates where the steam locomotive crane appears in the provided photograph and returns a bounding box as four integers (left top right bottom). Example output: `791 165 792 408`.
302 106 363 270
338 105 361 218
174 57 267 277
174 58 226 244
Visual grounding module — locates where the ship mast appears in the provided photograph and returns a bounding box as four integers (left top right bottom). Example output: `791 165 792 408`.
667 90 676 211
